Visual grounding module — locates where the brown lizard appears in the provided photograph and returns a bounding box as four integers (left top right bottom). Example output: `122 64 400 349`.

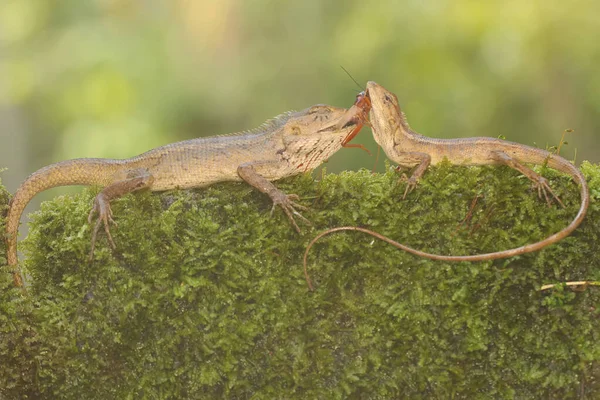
304 81 589 290
6 104 364 288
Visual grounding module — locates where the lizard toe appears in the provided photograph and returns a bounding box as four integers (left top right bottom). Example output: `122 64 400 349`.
534 177 565 208
269 193 312 232
290 207 312 226
88 194 119 260
402 177 419 199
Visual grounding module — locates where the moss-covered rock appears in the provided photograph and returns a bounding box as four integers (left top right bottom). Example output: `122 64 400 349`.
1 163 599 398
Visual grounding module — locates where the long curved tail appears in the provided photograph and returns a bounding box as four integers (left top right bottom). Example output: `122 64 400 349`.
6 158 122 287
303 159 589 290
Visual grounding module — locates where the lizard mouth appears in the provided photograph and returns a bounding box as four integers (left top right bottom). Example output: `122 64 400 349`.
317 119 357 133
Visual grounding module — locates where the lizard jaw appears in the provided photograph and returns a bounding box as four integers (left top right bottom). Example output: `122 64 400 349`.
317 119 358 133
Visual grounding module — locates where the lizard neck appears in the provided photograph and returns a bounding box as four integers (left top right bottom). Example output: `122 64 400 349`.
393 111 423 143
372 109 422 150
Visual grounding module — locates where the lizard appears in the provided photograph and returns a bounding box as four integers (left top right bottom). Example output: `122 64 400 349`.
303 81 589 290
5 103 366 288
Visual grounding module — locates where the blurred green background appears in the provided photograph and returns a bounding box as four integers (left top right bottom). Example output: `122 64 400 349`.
1 0 599 196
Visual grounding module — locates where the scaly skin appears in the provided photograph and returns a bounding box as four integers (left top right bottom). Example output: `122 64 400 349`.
7 104 362 288
304 82 589 290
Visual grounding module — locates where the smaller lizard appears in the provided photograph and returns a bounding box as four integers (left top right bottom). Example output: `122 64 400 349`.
6 103 364 288
304 81 589 290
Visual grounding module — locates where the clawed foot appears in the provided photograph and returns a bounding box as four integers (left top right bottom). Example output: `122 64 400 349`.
270 192 311 233
397 171 419 200
402 176 419 199
533 176 565 208
87 193 117 260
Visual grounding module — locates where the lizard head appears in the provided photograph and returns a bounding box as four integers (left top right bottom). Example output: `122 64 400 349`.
365 81 409 149
285 104 354 134
280 104 360 171
282 104 358 142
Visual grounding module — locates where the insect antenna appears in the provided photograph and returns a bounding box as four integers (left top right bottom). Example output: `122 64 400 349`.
340 66 364 92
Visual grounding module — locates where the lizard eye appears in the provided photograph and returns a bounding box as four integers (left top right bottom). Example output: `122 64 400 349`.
385 93 398 106
384 92 399 105
291 125 302 135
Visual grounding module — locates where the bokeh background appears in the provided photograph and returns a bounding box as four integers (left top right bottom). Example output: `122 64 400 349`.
1 0 599 197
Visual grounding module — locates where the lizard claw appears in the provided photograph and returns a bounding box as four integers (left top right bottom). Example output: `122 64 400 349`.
285 194 310 211
88 193 117 261
533 176 565 208
397 173 418 200
394 167 417 199
270 192 311 233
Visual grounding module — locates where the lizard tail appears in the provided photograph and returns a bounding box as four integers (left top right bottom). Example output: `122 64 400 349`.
6 158 122 287
303 159 589 290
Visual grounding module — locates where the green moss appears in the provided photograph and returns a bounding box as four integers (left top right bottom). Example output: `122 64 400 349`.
1 163 600 398
1 172 40 398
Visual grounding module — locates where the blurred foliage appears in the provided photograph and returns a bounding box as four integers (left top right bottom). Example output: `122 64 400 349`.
1 0 600 195
1 163 599 397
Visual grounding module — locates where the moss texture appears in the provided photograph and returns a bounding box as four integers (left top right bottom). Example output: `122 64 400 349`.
1 162 599 399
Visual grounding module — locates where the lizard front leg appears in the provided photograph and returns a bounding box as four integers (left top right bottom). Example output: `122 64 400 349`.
237 162 310 233
88 170 154 259
389 150 431 199
490 150 564 207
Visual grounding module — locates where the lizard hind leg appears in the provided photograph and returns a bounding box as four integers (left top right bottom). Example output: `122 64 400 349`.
490 150 565 207
87 172 154 260
88 193 117 260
